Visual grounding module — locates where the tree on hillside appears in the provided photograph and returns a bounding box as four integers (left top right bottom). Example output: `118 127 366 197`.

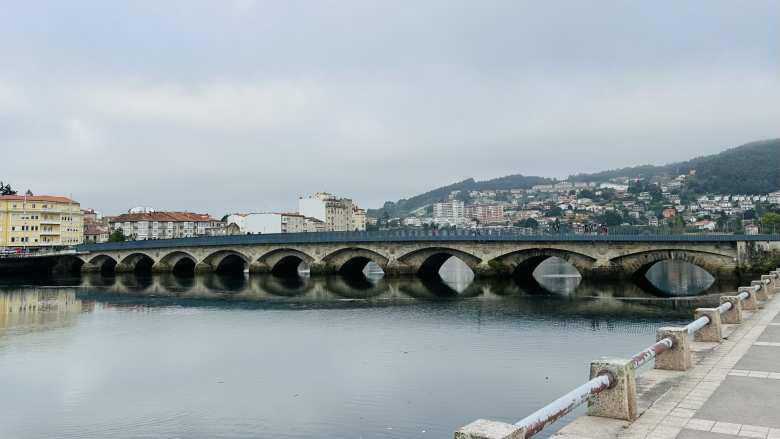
545 206 563 217
455 191 472 204
598 211 624 227
597 189 616 202
515 218 539 229
0 181 17 195
109 229 126 242
671 215 686 233
762 212 780 234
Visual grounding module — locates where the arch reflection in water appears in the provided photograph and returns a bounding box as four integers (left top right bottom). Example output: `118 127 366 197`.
641 260 716 296
69 253 738 307
528 257 583 295
69 273 713 319
435 257 475 293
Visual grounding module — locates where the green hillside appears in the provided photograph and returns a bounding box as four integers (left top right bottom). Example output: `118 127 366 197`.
370 138 780 218
368 175 553 218
570 139 780 193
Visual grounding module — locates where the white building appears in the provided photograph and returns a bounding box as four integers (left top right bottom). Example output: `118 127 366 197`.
298 192 366 232
246 213 306 234
225 213 248 233
599 183 629 192
433 200 465 226
226 212 323 234
128 206 156 214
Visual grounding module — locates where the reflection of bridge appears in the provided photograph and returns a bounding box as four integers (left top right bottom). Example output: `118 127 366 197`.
69 273 713 316
65 232 780 281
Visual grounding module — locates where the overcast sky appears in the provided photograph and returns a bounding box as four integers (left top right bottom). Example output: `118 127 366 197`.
1 1 778 215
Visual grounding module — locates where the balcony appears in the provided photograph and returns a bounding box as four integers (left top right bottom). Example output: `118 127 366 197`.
39 219 61 225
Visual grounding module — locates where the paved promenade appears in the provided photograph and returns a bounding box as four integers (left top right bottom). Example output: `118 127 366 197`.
554 288 780 439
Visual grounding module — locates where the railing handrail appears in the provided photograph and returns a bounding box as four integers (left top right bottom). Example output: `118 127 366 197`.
511 273 773 438
513 374 613 437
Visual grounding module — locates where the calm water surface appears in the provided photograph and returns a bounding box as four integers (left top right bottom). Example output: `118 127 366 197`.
0 260 731 439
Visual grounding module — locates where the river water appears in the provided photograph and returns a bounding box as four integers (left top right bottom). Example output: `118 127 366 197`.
0 259 734 438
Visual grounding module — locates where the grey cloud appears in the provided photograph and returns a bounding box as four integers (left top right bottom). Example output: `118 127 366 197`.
0 0 778 215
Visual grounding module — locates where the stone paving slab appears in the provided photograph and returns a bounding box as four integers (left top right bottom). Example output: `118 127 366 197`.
677 428 740 439
694 376 780 428
548 281 780 439
756 325 780 342
733 346 780 373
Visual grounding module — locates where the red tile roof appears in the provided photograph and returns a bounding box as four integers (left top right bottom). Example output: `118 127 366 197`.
84 224 108 235
110 212 216 223
0 195 77 203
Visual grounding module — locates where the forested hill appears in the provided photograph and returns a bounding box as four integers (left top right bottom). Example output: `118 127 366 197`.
369 138 780 218
569 138 780 194
368 175 554 218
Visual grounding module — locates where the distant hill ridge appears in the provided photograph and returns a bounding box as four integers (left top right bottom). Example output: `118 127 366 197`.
369 138 780 218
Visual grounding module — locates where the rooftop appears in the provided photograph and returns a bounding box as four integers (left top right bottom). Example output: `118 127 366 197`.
0 195 78 204
111 211 216 223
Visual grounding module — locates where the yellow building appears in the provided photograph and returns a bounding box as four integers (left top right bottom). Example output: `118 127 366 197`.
0 195 83 248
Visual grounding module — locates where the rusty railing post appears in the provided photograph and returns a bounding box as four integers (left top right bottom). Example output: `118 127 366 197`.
720 296 743 324
587 358 637 421
693 308 722 342
655 327 691 371
738 286 758 310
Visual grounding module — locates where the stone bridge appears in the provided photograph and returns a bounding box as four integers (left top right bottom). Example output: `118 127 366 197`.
65 232 780 281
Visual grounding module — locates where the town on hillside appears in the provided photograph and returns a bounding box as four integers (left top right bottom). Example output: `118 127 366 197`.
2 174 780 255
372 173 780 236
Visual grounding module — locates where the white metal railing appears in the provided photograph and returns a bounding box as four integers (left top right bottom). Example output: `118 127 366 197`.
505 272 777 439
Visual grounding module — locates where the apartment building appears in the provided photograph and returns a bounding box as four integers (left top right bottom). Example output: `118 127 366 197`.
0 195 83 248
465 204 505 224
109 211 223 240
433 200 465 226
352 207 367 231
298 192 366 232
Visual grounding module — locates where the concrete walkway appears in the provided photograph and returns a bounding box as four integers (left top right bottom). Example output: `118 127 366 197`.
554 290 780 439
618 295 780 439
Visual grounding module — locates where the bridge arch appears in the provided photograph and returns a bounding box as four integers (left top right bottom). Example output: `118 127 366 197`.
321 247 390 278
203 250 250 275
159 251 198 276
117 253 156 274
491 248 596 279
52 255 86 274
87 254 118 274
397 247 482 280
257 248 315 277
610 249 736 280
